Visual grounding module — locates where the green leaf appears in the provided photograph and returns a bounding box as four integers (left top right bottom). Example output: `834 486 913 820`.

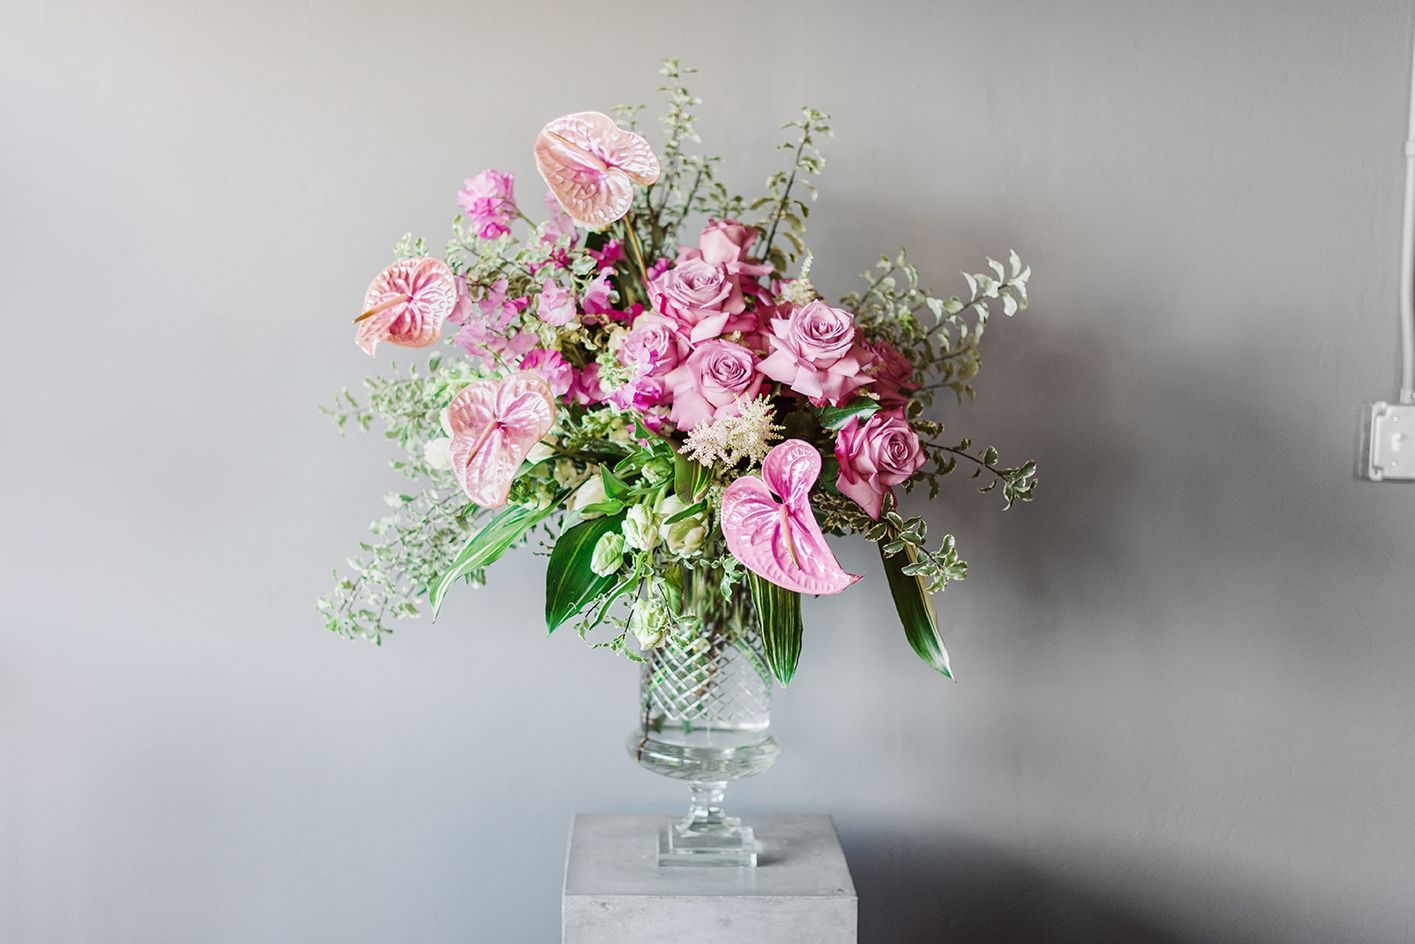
673 452 712 503
601 467 631 499
746 573 804 686
429 492 568 619
545 511 627 634
814 398 881 431
879 543 953 680
663 499 706 524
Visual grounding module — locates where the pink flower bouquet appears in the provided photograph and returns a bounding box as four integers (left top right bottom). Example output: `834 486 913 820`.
321 63 1037 683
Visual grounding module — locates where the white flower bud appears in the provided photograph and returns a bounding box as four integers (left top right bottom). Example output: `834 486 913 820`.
590 532 625 576
629 598 670 649
423 437 453 471
526 441 555 464
622 503 659 551
571 473 608 517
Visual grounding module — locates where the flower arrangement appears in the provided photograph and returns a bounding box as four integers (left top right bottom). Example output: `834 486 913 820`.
321 62 1037 684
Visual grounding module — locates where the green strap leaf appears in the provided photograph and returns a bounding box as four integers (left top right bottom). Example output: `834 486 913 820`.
545 511 627 634
673 452 712 502
747 573 804 686
429 491 567 620
879 543 954 679
814 397 881 431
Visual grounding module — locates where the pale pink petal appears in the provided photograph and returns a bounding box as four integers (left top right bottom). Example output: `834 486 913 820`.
534 111 660 229
721 440 861 596
447 372 557 507
356 258 457 356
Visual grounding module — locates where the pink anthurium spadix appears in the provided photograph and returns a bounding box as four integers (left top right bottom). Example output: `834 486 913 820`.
447 372 557 508
720 439 862 595
354 257 458 356
534 111 661 229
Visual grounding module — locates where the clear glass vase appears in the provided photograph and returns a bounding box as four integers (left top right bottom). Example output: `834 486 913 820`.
628 583 779 868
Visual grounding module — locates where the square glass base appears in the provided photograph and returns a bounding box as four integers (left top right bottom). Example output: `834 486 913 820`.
657 819 758 868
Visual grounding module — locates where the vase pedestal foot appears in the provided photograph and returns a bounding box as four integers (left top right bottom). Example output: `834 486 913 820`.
657 780 757 867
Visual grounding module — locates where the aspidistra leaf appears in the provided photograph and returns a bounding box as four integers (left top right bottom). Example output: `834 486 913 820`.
747 573 804 686
879 543 953 679
545 511 627 633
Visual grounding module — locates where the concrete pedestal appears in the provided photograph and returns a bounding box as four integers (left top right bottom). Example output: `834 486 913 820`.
562 813 857 944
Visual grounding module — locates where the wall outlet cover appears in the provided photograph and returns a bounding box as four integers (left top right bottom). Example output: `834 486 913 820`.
1363 401 1415 481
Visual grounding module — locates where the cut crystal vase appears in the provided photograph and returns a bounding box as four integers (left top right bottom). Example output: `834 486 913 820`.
628 586 778 868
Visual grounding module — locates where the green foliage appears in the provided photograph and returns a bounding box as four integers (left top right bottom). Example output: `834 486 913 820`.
545 512 628 633
429 492 569 618
879 543 954 680
752 107 832 272
746 572 804 686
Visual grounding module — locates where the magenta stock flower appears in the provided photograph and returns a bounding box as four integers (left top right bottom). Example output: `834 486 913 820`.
457 170 517 239
649 258 753 342
834 410 926 519
534 111 661 229
519 348 574 398
721 440 861 595
537 279 576 326
355 257 458 356
758 300 875 405
664 338 763 429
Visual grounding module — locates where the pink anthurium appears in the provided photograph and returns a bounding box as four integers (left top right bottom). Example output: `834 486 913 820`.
355 257 458 356
447 372 557 508
720 439 862 595
534 111 661 229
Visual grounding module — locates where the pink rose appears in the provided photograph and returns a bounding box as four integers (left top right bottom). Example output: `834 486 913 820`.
696 219 756 266
649 258 752 342
618 313 686 378
519 348 574 398
833 410 926 519
537 279 576 326
865 339 919 409
758 301 875 405
664 338 763 429
456 170 517 239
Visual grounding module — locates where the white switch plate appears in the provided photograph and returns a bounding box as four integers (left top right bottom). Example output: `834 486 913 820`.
1364 401 1415 481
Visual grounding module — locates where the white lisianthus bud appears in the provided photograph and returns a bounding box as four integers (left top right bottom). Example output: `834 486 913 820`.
526 441 555 464
622 503 659 551
553 459 581 489
439 404 456 437
571 473 608 517
423 437 453 471
629 598 670 649
590 532 625 576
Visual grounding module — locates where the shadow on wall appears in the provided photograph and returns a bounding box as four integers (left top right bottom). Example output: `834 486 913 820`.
844 825 1190 944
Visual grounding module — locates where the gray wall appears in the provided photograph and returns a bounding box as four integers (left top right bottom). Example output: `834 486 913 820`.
4 1 1414 941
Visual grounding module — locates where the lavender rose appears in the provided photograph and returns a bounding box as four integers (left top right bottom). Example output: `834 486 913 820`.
758 300 876 405
649 258 749 342
833 409 926 519
664 338 763 429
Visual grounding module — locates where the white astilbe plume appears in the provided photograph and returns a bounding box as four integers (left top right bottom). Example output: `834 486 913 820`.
779 251 818 306
683 396 783 467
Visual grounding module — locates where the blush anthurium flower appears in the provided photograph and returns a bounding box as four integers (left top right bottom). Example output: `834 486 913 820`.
534 111 661 229
446 372 557 508
354 258 458 356
720 440 861 595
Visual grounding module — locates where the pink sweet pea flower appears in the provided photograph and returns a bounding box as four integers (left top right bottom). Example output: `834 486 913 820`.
540 191 578 247
758 300 875 405
865 338 919 409
664 338 763 429
457 170 517 239
609 374 666 415
519 348 574 398
537 279 577 326
649 258 754 342
571 362 608 405
580 273 617 315
833 410 926 519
